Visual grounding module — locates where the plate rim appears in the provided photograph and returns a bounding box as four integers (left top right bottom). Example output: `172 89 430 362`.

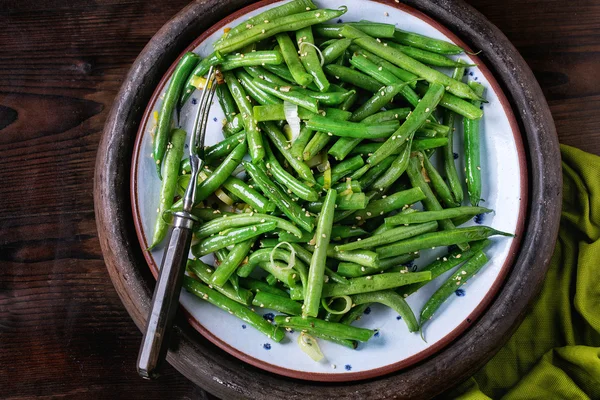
95 0 561 397
130 0 528 382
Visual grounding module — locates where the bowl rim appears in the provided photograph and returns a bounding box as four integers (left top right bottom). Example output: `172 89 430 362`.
94 0 561 397
129 0 528 383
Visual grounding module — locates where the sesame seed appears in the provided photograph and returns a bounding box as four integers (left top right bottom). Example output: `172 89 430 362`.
443 257 448 261
366 212 372 216
361 267 365 271
316 12 321 17
378 66 383 71
264 20 269 23
384 11 389 16
306 6 311 10
456 282 461 285
356 216 362 220
331 364 337 369
477 166 481 170
376 38 381 43
366 276 372 280
261 29 266 34
322 234 326 238
425 108 430 112
456 254 462 258
381 91 385 96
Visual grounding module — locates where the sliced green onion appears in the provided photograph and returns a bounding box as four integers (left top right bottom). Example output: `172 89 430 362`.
297 332 324 362
215 188 234 205
300 41 325 67
321 295 352 314
270 241 296 270
283 101 301 140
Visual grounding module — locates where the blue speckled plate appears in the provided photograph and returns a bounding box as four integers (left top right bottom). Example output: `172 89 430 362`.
131 0 527 382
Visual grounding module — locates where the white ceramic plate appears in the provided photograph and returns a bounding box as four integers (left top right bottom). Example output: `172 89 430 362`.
131 0 527 382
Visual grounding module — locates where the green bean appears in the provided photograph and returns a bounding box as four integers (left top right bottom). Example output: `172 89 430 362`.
367 83 445 167
277 230 313 243
252 292 303 315
377 226 511 259
195 139 247 203
264 143 318 201
331 225 368 240
342 25 481 101
385 207 492 226
183 276 285 342
385 42 471 68
296 26 330 92
307 192 367 212
420 251 488 329
339 303 370 325
149 129 186 249
357 156 395 190
370 142 411 191
180 51 223 107
324 64 382 92
305 244 379 268
275 33 313 86
253 104 314 121
304 188 337 317
252 79 318 113
261 121 315 183
415 82 483 120
314 22 395 39
240 276 290 297
322 38 353 64
422 153 460 208
202 131 245 163
292 87 356 106
194 212 302 240
332 178 362 193
302 108 353 161
262 63 297 84
337 253 418 278
244 65 289 86
405 154 468 250
210 240 255 287
223 113 244 136
351 82 411 122
221 51 284 72
266 273 279 286
290 271 431 299
392 29 463 55
221 176 276 213
464 81 485 206
338 87 358 111
236 69 281 105
275 316 374 342
243 161 315 232
224 71 264 161
306 115 399 139
335 222 438 251
362 108 411 124
217 84 239 122
351 290 418 332
290 125 314 159
347 187 426 223
192 221 277 256
348 54 420 107
399 239 490 297
215 7 347 53
153 53 199 178
442 62 467 204
215 248 229 263
187 259 253 305
349 45 418 88
219 0 317 42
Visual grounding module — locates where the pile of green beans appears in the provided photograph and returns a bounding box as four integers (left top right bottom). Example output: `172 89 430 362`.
147 0 514 357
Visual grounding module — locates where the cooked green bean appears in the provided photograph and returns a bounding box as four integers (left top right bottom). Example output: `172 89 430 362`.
223 113 244 136
224 71 264 161
239 276 289 297
221 176 276 213
357 156 395 190
293 87 355 106
264 142 319 201
221 51 284 71
331 225 368 240
192 221 277 256
362 108 411 124
349 45 419 88
335 221 438 251
422 153 460 208
351 290 418 332
386 42 471 68
275 32 313 86
253 103 314 121
244 65 289 86
302 107 353 161
194 212 302 239
183 276 285 341
322 38 353 64
351 82 411 122
291 125 314 159
414 82 483 120
305 244 379 268
367 83 445 167
464 81 486 206
180 51 222 107
187 259 253 305
377 226 511 259
420 251 488 329
370 142 411 191
315 155 364 186
252 79 318 113
304 189 337 317
297 26 330 92
346 187 426 223
243 161 315 232
154 52 199 178
307 192 367 212
149 129 186 249
236 69 281 105
385 207 492 226
314 22 395 39
392 29 463 55
210 240 255 287
215 7 347 53
201 131 245 163
324 64 382 92
336 253 418 278
217 83 238 122
252 292 303 315
276 315 374 342
290 271 432 299
306 115 400 139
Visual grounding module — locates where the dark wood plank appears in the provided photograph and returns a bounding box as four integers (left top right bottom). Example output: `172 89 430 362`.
0 0 598 399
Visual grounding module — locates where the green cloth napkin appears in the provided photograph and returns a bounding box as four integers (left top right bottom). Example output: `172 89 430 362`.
450 145 600 399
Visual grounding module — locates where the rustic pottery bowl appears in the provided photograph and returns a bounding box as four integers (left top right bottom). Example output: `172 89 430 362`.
95 0 561 398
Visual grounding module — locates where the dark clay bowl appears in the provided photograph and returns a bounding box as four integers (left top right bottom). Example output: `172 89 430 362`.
94 0 561 398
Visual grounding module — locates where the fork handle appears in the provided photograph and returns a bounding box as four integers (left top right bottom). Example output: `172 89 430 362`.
137 211 195 379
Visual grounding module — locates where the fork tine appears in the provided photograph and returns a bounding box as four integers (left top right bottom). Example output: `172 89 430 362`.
196 74 219 157
189 66 218 157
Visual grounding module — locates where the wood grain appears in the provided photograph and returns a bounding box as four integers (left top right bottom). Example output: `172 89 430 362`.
0 0 597 399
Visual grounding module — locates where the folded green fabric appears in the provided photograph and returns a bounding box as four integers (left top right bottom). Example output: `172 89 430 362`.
451 145 600 399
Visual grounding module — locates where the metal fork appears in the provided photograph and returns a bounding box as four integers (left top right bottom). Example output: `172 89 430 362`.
137 66 219 379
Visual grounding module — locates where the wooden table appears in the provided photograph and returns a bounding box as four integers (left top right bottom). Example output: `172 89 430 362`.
1 1 598 398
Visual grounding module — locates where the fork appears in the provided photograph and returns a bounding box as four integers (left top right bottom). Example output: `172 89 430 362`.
137 66 219 379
